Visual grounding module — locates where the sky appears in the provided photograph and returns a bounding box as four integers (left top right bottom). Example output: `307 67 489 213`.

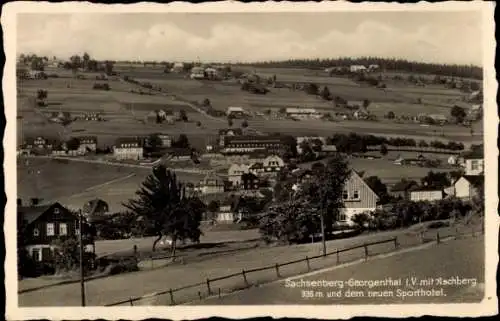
17 12 483 66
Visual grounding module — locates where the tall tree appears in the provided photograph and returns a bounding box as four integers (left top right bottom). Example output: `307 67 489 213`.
300 154 351 255
123 166 205 255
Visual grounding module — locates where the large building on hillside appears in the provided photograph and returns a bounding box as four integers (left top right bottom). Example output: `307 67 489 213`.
221 135 289 155
113 137 144 160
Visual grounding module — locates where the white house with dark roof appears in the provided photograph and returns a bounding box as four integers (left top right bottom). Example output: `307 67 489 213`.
338 170 380 225
113 137 143 160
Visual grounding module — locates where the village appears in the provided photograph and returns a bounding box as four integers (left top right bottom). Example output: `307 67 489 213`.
16 54 486 306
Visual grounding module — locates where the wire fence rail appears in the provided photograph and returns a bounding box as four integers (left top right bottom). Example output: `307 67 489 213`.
104 225 483 307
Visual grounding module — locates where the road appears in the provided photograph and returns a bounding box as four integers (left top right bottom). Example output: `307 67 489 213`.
196 237 485 305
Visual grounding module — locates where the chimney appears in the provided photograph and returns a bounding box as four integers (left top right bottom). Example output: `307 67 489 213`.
30 198 40 206
17 198 22 207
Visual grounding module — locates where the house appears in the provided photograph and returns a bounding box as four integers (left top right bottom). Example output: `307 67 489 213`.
390 180 419 200
221 135 288 155
410 188 446 202
319 144 338 157
170 62 184 73
228 163 250 187
337 171 380 226
226 106 247 118
368 64 380 71
190 67 206 79
447 155 458 166
453 175 484 200
427 114 448 124
144 133 172 149
241 172 261 190
75 136 97 155
263 155 285 173
113 137 144 160
219 128 243 137
285 108 322 120
249 162 265 176
205 67 218 79
196 172 225 194
353 107 370 120
463 150 484 176
18 202 89 265
350 65 367 73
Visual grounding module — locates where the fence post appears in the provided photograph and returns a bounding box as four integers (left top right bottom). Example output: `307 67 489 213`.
275 263 281 277
218 288 221 298
306 256 311 271
206 278 212 295
198 291 202 300
242 269 248 286
364 244 369 260
336 250 340 265
168 289 175 305
129 298 134 306
455 227 459 240
436 232 441 244
393 237 398 249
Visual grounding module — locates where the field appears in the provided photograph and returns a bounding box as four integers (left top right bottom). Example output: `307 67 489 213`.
17 157 205 212
18 65 482 154
17 65 483 210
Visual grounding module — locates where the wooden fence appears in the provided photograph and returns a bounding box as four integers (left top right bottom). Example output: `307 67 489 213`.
104 225 484 307
105 237 399 306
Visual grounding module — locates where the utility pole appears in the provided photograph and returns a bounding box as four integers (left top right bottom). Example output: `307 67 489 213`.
79 209 86 307
320 210 326 257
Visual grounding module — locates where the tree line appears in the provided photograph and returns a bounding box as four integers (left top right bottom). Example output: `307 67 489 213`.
243 57 483 80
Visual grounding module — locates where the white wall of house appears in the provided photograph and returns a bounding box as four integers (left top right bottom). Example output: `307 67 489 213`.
263 155 284 171
113 147 143 160
410 190 443 202
465 159 484 176
228 164 249 187
454 177 478 199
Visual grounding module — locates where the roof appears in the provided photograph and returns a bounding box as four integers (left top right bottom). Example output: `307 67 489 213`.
18 204 53 225
75 136 97 143
227 106 245 113
115 137 143 146
224 135 285 145
249 162 264 169
428 114 447 121
460 175 484 188
18 202 70 225
462 149 484 159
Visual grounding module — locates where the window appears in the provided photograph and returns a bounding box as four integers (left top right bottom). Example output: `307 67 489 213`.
32 248 41 262
75 226 80 235
53 208 60 214
46 223 55 236
33 228 39 237
342 190 349 200
339 213 347 221
59 223 68 236
471 160 479 171
353 190 360 200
